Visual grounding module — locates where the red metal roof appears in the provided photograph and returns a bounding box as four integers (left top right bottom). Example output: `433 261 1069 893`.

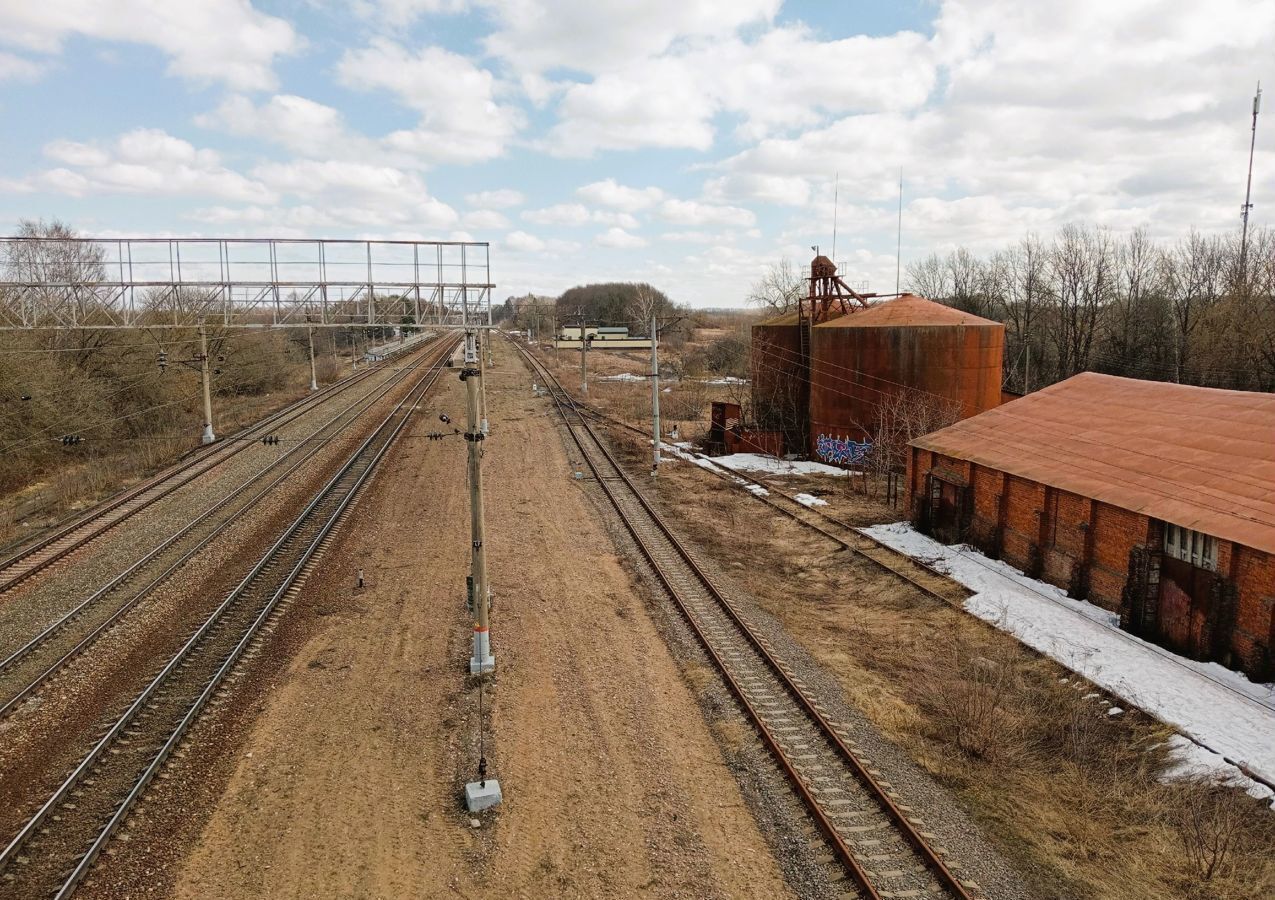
912 372 1275 554
817 294 1001 329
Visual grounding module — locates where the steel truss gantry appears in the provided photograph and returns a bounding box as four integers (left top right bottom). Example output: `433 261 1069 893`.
0 237 493 330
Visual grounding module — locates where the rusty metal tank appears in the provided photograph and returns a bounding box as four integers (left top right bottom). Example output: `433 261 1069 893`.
808 294 1003 457
750 309 806 446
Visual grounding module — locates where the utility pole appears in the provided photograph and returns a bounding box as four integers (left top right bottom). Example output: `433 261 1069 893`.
1240 81 1262 277
463 328 495 676
650 311 661 476
198 323 216 445
460 325 500 815
307 318 318 392
578 308 589 395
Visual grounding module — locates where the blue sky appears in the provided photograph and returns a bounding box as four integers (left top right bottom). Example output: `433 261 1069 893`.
0 1 1270 306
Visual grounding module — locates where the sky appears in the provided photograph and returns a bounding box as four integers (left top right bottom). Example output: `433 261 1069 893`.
0 0 1270 307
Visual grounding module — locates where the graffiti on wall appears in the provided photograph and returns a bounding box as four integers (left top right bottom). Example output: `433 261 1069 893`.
816 433 872 466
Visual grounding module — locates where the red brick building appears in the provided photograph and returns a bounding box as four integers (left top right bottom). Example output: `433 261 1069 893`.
907 373 1275 680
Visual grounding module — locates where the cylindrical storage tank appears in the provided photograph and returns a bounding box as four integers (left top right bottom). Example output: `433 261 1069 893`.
750 310 807 448
808 295 1003 458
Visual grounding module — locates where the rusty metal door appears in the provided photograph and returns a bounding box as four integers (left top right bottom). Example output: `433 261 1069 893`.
1158 557 1216 659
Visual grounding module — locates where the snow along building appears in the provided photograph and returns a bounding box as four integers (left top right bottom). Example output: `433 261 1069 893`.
906 372 1275 680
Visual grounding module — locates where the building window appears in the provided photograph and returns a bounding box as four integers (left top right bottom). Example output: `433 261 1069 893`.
1164 523 1218 572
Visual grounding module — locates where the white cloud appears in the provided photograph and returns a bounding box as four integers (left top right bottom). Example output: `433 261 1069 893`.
22 129 273 202
595 227 647 248
0 1 299 90
463 209 510 230
336 38 522 163
659 199 756 228
523 203 592 227
465 188 525 208
541 24 935 156
576 179 664 211
0 50 44 81
354 0 469 27
502 230 580 255
196 95 359 158
482 0 780 76
504 230 544 252
522 203 641 229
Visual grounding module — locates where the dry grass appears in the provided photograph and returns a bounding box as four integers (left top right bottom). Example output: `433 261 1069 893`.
599 421 1275 900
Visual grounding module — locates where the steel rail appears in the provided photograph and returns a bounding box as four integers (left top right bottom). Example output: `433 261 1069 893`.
561 391 966 607
0 335 458 899
0 336 446 718
513 338 975 900
0 337 426 588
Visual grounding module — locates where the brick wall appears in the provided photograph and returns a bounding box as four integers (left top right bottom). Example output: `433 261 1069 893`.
1229 544 1275 678
905 449 1271 680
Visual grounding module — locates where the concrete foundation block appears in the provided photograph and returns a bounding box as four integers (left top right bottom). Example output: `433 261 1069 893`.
465 779 503 813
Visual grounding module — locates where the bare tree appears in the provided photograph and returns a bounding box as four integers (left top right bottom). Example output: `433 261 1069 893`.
747 258 804 314
1162 229 1224 383
906 251 950 300
997 235 1049 392
1048 224 1113 380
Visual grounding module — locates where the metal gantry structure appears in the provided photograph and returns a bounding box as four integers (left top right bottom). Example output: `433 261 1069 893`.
0 237 493 331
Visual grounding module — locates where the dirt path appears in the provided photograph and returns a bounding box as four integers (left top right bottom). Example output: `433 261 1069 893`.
162 339 792 899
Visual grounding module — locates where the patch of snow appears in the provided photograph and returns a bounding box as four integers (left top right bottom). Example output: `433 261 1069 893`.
712 453 853 478
659 442 770 497
862 521 1275 803
599 372 645 382
697 376 749 385
1160 736 1275 804
1107 706 1124 716
793 492 828 507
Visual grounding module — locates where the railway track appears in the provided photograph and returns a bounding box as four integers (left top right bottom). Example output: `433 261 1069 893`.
513 339 979 900
0 334 449 720
549 385 971 609
0 337 428 595
0 335 458 900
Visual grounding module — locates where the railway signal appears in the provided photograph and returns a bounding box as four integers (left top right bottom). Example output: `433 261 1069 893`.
60 435 82 445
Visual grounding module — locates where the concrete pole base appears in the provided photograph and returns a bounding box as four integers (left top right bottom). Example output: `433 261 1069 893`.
464 779 503 812
470 630 495 674
309 380 319 392
201 425 216 445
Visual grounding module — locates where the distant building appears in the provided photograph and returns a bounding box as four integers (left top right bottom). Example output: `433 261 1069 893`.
555 324 653 350
906 372 1275 680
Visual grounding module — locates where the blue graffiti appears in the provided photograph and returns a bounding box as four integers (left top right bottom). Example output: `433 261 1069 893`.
816 433 872 466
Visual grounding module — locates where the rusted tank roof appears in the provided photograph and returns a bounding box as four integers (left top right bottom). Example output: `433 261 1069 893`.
912 372 1275 554
756 306 849 327
817 294 1000 328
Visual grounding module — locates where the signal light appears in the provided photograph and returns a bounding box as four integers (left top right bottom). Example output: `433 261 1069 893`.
261 435 281 446
158 351 168 373
61 435 82 445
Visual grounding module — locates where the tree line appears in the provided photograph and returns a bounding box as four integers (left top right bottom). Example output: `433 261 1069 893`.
906 225 1275 394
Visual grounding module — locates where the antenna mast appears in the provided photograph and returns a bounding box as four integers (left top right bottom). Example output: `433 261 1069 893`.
895 168 903 295
831 172 839 264
1241 81 1262 275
